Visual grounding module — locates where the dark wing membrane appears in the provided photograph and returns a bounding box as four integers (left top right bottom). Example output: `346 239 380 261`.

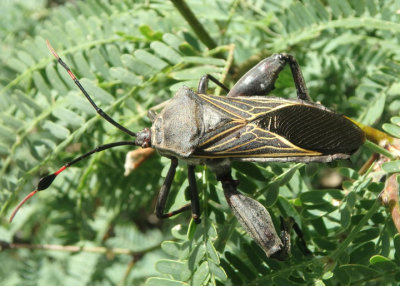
194 123 321 158
196 120 245 150
258 105 365 154
192 94 364 159
196 93 297 121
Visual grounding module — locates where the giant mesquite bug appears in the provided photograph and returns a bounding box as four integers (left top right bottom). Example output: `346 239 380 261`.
10 41 367 259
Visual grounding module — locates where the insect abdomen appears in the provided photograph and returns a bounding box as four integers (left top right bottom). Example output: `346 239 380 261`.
258 105 365 154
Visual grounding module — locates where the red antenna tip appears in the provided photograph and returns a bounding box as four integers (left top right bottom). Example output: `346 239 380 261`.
9 190 38 223
46 39 59 59
9 171 61 222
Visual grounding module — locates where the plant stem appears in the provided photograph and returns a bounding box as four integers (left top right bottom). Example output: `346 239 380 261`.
364 140 395 159
330 199 381 260
0 240 157 256
119 259 136 286
170 0 217 49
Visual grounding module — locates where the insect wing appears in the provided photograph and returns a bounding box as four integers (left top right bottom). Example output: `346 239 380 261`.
193 94 320 158
196 93 295 121
195 122 320 158
193 94 364 159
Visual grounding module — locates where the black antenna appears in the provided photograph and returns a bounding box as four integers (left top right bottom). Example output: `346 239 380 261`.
10 42 145 222
46 40 137 137
9 141 137 222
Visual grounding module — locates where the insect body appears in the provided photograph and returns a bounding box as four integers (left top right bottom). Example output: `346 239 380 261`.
149 88 363 162
135 60 365 257
10 44 365 259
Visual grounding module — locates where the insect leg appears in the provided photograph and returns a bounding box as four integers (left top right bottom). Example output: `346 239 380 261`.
155 158 191 219
227 54 311 101
270 217 313 259
292 219 312 256
284 54 311 101
198 74 230 94
188 165 201 224
270 217 291 260
217 170 286 259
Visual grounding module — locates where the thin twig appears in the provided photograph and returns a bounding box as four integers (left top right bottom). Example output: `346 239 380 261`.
211 44 235 96
0 240 158 256
119 259 137 286
170 0 217 49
